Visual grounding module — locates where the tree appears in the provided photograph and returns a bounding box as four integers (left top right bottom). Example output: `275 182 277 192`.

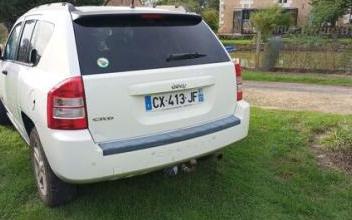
311 0 352 26
0 0 104 32
202 8 218 31
155 0 219 31
250 6 292 69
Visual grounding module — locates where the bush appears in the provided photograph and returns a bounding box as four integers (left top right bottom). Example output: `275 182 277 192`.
0 23 7 44
202 9 219 32
250 6 292 41
322 123 352 152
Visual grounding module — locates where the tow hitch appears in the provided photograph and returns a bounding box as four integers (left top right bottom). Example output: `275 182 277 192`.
163 152 223 177
163 159 198 176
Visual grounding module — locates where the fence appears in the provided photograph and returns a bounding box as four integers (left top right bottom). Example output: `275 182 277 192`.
235 25 352 37
300 26 352 38
231 40 352 74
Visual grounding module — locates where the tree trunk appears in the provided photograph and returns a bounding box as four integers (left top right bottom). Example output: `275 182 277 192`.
255 31 261 69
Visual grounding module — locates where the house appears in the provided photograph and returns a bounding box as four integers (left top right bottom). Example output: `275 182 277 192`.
218 0 312 35
342 10 352 24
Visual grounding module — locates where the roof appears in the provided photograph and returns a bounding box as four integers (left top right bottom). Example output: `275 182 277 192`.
71 6 188 19
24 3 189 18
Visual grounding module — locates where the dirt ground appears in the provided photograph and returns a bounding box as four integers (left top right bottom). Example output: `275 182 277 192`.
311 134 352 175
244 81 352 115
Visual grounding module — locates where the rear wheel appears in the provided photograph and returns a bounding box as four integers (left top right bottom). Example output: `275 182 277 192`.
30 128 77 207
0 100 10 125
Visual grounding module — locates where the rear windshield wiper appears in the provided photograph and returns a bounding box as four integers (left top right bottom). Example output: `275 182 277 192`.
166 52 207 62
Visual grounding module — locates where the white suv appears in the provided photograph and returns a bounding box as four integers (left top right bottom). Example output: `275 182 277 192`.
0 3 249 206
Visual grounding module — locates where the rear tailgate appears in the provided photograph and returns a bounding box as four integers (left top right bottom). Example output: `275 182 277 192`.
73 13 236 143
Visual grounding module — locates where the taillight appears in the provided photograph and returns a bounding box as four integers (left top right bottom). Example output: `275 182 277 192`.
234 60 243 101
141 14 163 20
47 76 88 130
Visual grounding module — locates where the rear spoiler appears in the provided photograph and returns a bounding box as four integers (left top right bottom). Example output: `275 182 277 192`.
72 12 202 27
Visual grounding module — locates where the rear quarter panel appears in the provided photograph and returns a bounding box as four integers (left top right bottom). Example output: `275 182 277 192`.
18 12 81 140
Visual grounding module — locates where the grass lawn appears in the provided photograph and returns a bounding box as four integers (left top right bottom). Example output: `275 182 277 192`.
220 39 253 46
1 108 352 219
244 70 352 87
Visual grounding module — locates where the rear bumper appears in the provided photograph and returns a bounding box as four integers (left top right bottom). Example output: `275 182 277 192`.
100 115 241 156
37 101 250 183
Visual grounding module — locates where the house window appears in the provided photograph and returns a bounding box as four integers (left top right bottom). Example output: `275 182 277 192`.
278 0 288 3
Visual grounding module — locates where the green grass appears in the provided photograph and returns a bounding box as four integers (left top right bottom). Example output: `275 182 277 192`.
338 38 352 44
283 37 352 46
220 39 253 46
244 70 352 87
322 123 352 152
1 108 352 219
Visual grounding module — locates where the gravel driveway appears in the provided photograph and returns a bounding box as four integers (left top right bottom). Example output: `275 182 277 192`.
244 81 352 115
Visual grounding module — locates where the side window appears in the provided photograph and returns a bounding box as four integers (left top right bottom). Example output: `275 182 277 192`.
17 20 36 63
30 21 54 65
4 23 22 60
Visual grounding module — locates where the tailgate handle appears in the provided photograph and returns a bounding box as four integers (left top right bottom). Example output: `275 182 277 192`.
129 76 215 96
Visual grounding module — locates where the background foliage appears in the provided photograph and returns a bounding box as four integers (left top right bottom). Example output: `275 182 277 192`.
0 0 104 31
201 8 218 31
0 0 220 32
311 0 352 26
250 6 292 41
157 0 219 31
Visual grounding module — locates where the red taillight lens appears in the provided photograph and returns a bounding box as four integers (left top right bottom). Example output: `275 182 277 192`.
234 61 243 101
47 76 88 130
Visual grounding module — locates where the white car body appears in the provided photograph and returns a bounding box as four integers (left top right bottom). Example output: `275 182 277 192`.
0 4 249 183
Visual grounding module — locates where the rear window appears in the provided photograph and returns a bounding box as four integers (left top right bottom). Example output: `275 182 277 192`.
73 14 229 75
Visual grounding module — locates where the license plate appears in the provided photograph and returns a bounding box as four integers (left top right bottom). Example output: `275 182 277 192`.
145 88 204 111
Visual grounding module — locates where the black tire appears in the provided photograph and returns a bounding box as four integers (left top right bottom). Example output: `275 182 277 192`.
0 100 10 125
30 128 77 207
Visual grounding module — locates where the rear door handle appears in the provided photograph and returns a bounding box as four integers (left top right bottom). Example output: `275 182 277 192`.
1 70 7 75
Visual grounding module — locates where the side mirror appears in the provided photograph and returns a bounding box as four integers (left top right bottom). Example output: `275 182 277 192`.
29 49 38 65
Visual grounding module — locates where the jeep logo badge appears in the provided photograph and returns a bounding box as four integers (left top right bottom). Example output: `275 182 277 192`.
171 83 187 90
